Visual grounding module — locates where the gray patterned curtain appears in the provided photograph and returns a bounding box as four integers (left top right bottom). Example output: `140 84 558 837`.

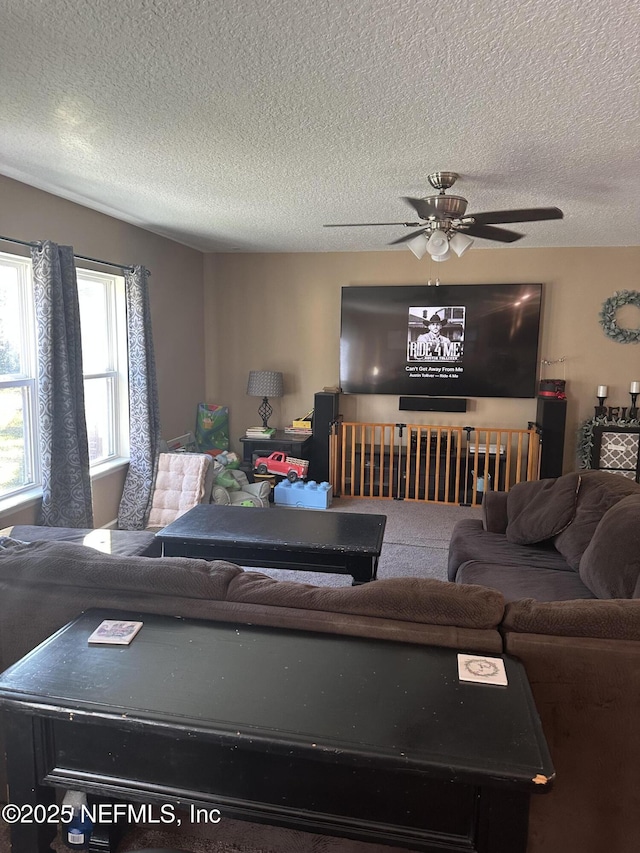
31 241 94 527
117 265 161 530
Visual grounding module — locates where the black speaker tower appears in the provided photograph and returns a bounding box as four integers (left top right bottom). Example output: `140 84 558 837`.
309 391 340 482
535 397 567 479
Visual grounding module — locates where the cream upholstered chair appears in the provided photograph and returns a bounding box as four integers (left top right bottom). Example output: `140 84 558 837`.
145 452 215 531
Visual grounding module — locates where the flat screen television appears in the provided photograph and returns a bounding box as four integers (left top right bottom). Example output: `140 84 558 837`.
340 283 543 398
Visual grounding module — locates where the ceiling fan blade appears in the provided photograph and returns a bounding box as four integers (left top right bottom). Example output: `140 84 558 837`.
403 196 437 219
461 223 524 243
468 207 564 225
389 228 430 245
323 221 420 228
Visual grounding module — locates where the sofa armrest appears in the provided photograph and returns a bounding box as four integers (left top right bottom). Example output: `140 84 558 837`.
482 491 509 533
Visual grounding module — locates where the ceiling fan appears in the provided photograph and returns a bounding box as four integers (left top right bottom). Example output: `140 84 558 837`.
324 171 563 261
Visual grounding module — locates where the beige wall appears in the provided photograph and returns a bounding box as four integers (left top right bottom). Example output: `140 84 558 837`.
0 175 205 527
204 247 640 471
2 173 638 527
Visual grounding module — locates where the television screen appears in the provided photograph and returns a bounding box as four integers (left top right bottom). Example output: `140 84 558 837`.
340 283 542 398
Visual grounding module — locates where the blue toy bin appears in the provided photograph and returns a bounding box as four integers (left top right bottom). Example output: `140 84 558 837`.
274 479 333 509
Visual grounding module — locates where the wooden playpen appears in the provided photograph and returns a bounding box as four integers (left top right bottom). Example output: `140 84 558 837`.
329 422 541 506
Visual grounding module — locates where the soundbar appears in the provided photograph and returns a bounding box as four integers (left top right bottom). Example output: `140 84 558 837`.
399 396 468 413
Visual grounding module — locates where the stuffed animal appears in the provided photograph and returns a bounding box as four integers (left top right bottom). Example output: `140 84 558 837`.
209 459 271 508
215 450 240 470
211 459 240 491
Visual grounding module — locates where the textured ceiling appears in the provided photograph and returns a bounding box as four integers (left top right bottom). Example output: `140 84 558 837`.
1 0 639 253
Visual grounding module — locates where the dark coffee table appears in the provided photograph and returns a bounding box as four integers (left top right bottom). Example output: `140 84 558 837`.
0 609 554 853
156 503 386 584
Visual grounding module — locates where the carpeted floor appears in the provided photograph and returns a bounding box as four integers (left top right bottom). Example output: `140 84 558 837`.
251 496 482 586
1 814 427 852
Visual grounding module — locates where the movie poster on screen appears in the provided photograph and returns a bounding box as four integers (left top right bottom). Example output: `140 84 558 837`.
407 306 466 364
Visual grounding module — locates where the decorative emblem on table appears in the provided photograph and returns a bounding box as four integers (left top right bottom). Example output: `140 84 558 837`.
457 653 508 686
465 658 500 678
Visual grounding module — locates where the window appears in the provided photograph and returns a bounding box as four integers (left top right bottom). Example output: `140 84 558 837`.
0 251 129 503
76 270 129 467
0 253 39 498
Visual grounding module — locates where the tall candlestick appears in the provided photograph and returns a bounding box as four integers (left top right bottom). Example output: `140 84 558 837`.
596 385 608 409
630 381 640 394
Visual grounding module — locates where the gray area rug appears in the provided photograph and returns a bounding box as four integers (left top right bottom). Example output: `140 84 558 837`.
250 497 482 586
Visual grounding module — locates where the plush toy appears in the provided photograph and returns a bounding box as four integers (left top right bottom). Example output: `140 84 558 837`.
211 459 240 491
209 458 271 508
216 450 240 470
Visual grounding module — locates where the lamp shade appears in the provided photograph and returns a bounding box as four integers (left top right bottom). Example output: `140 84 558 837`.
406 233 430 260
247 370 284 398
449 232 474 257
431 248 452 262
426 231 450 257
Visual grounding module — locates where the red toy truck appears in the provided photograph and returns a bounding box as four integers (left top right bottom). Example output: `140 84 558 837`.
254 451 308 482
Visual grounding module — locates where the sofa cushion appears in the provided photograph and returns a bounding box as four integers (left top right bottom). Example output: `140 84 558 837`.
0 539 241 597
482 491 509 534
447 518 572 581
553 471 640 570
1 524 162 557
147 452 212 529
502 597 640 641
578 494 640 599
226 573 505 629
505 473 580 545
455 561 596 602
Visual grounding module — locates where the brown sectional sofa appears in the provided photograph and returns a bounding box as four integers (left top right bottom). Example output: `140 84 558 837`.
448 470 640 853
448 469 640 599
1 468 639 852
0 538 505 853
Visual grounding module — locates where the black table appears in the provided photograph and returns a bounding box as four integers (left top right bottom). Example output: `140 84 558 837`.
0 610 554 853
156 503 387 584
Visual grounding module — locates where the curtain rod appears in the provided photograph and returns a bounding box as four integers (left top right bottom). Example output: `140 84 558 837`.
0 233 150 275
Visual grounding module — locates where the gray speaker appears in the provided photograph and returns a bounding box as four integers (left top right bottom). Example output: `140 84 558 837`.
399 397 467 413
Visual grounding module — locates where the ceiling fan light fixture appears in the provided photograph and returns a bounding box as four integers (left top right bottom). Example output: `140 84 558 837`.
406 233 430 259
431 248 452 262
426 231 450 257
449 232 474 257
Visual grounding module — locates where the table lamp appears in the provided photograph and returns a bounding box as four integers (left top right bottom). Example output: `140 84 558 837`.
247 370 284 429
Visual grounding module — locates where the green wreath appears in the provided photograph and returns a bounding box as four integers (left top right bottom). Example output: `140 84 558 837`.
599 290 640 343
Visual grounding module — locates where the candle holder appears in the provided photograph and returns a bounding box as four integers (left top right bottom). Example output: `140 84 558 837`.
597 395 607 408
630 392 638 410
